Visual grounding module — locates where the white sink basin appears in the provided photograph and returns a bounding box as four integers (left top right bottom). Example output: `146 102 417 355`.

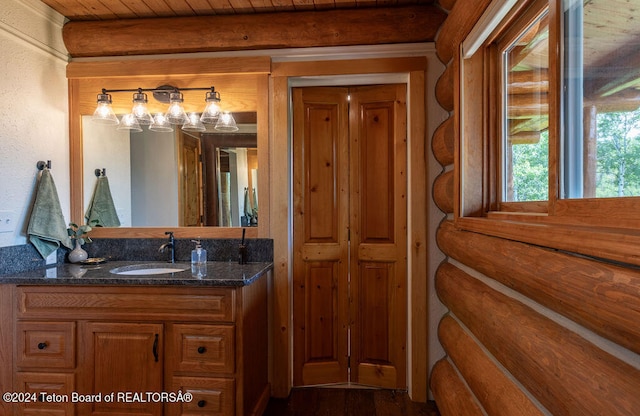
110 263 189 276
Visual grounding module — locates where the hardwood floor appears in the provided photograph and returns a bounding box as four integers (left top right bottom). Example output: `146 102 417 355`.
263 387 441 416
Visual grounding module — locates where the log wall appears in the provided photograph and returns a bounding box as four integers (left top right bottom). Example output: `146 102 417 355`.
430 0 640 414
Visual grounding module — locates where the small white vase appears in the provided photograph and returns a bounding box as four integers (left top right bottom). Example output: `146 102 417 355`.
68 240 88 263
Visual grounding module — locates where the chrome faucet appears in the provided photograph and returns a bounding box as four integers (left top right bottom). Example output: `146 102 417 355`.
159 231 175 263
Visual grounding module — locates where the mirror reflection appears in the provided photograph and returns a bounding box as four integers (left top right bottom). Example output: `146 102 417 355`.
82 113 257 228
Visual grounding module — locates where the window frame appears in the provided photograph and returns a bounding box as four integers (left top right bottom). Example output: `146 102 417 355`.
456 0 640 267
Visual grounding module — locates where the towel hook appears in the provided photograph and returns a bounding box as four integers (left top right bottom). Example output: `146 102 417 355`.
95 168 106 177
36 160 51 170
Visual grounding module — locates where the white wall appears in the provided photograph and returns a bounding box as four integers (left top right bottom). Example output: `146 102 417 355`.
130 129 179 226
82 116 132 226
0 0 68 248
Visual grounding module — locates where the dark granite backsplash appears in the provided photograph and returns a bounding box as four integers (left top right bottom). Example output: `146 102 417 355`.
84 238 273 263
0 244 65 275
0 238 273 276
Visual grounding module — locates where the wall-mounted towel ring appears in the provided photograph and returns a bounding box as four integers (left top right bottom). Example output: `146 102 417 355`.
36 160 51 170
95 168 106 177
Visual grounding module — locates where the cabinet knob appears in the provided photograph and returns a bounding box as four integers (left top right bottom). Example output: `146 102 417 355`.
197 400 206 408
37 342 48 350
197 346 206 354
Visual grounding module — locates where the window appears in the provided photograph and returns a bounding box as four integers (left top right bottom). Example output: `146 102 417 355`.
502 7 549 203
459 0 640 264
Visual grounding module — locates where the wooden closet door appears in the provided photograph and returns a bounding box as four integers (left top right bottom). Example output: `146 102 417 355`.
292 87 350 386
349 84 407 389
292 84 407 389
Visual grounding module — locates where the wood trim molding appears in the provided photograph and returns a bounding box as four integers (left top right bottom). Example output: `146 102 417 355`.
67 57 271 79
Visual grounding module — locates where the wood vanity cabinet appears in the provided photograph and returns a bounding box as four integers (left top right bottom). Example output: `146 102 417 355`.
9 276 269 416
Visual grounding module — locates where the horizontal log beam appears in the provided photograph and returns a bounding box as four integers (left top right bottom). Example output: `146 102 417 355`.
435 0 492 64
435 63 454 111
430 359 484 416
62 6 446 57
436 261 640 416
437 0 458 12
508 69 549 94
432 117 455 166
507 93 548 117
438 316 544 416
508 131 541 144
436 220 640 356
433 170 454 214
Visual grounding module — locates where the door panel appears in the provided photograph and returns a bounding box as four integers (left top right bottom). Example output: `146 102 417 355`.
293 84 407 389
293 87 350 386
179 132 203 226
349 85 407 389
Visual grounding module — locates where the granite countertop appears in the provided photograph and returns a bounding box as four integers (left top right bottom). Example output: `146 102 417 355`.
0 261 273 287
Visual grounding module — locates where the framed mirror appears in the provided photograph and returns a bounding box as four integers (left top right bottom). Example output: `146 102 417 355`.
68 57 270 238
82 113 257 228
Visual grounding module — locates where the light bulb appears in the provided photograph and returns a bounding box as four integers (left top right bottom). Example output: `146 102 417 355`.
182 112 206 132
166 92 188 124
131 92 153 125
117 113 142 132
92 93 119 125
214 111 239 132
200 89 221 124
149 113 173 132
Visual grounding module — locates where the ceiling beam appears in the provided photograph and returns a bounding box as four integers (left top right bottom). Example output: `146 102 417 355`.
62 6 446 58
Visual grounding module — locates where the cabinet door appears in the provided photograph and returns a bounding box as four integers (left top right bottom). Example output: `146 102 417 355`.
15 372 74 416
79 322 163 416
16 321 76 369
167 376 235 416
166 323 235 374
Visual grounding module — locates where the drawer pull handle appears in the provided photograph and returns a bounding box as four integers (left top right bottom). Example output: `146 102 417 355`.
197 346 206 354
37 342 48 350
153 334 159 362
197 400 206 408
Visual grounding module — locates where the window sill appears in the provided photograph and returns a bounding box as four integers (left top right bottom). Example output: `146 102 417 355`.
455 215 640 267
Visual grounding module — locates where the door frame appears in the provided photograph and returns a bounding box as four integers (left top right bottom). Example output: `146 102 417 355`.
273 67 428 399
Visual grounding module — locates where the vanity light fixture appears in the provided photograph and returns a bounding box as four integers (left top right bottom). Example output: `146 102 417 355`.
131 90 154 125
165 92 188 125
92 93 119 125
200 88 221 124
149 113 173 132
117 113 143 133
182 112 207 132
214 111 239 132
91 86 237 133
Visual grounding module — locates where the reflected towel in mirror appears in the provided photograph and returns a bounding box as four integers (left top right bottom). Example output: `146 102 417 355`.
85 176 120 227
27 169 73 258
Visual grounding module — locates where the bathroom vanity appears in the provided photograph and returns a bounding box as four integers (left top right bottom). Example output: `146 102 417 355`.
0 261 272 416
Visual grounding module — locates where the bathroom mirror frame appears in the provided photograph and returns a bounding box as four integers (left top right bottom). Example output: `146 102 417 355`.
67 56 270 238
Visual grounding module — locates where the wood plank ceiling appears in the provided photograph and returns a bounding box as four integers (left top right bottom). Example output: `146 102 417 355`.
40 0 438 21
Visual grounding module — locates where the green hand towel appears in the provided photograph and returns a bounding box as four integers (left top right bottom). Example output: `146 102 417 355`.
27 169 72 258
85 176 120 227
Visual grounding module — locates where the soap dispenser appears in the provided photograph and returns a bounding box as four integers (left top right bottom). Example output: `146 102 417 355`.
191 239 207 265
191 239 207 278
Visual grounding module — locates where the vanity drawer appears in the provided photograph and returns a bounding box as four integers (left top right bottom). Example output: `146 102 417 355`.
16 321 75 369
16 286 236 322
15 372 75 416
168 324 235 374
168 376 235 416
